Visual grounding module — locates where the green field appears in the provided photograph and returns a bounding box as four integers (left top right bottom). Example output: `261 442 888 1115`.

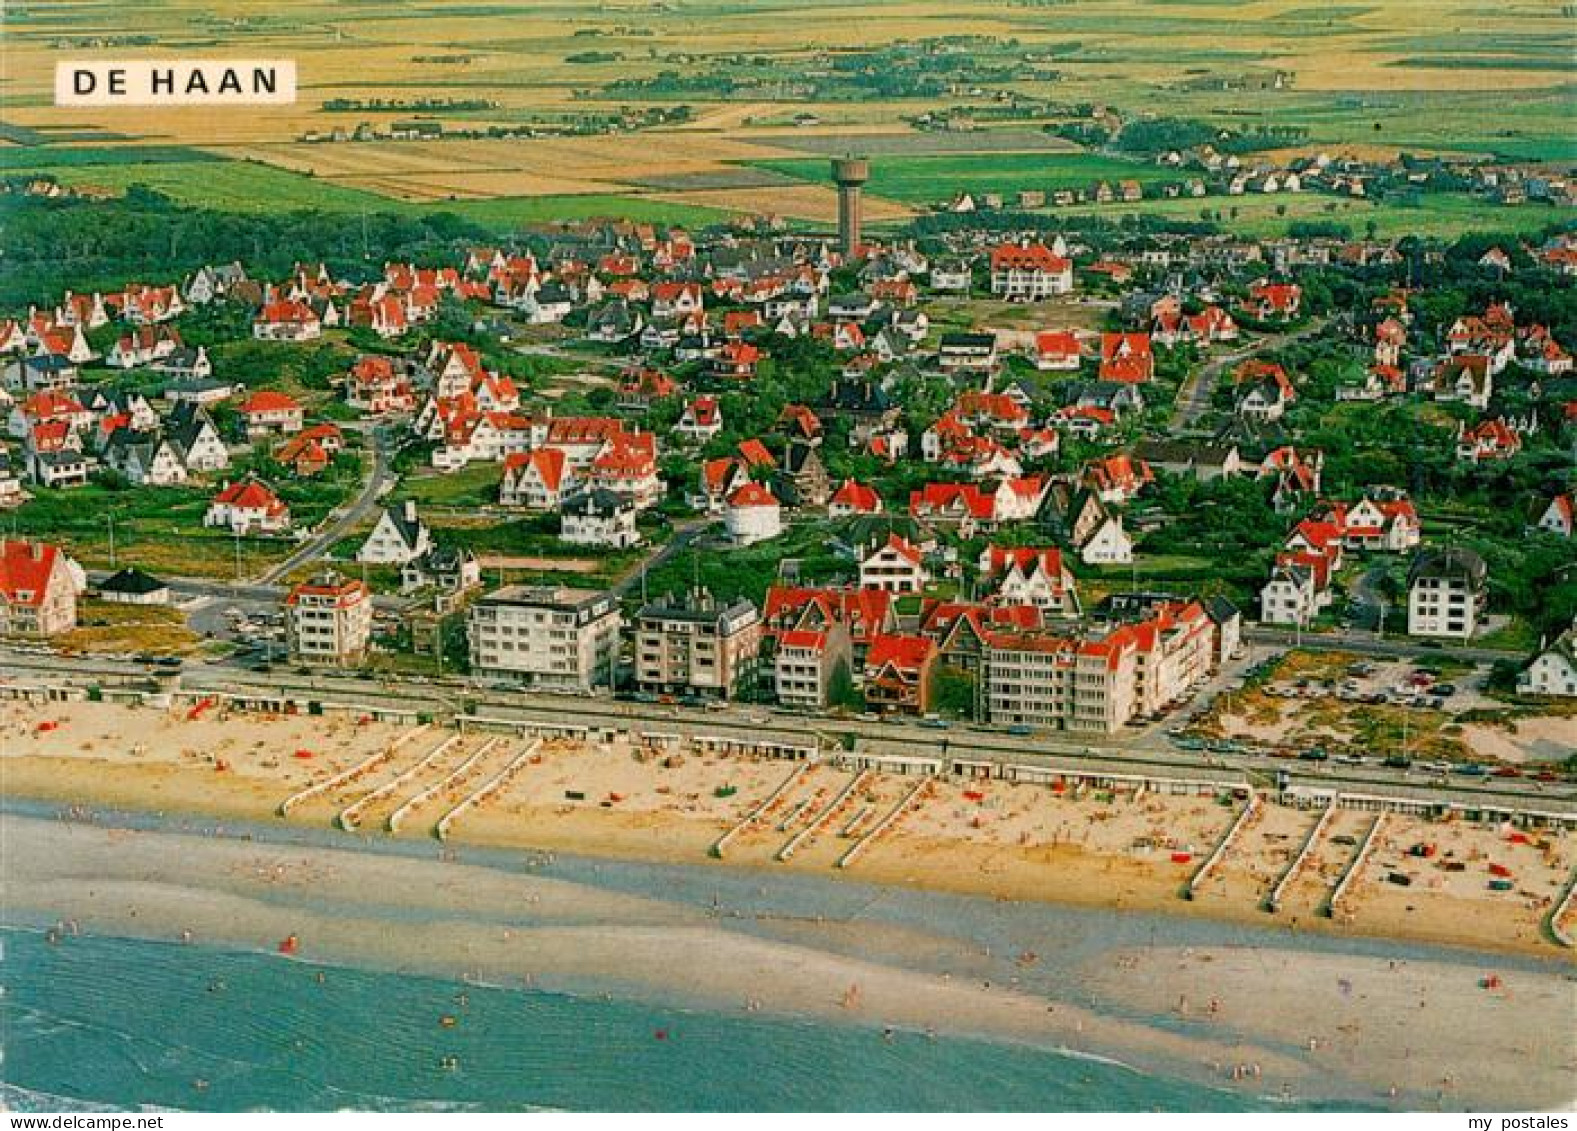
1048 191 1577 240
11 158 734 231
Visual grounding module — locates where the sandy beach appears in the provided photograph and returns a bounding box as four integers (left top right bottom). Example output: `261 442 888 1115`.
3 699 1573 961
5 814 1575 1110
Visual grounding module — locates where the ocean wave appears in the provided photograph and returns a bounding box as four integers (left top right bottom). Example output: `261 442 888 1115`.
0 1082 184 1114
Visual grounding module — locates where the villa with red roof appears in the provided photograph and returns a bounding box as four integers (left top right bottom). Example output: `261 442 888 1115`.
724 481 782 545
500 448 575 510
1455 417 1525 463
673 396 723 444
346 356 417 415
858 534 930 594
1098 333 1155 383
1033 330 1083 371
239 390 305 437
0 538 80 637
1536 493 1574 538
829 479 883 518
205 477 292 535
1083 454 1154 504
1242 279 1302 322
977 545 1080 615
253 299 322 342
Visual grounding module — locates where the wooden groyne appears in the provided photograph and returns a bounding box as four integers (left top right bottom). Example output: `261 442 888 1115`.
778 770 868 862
710 762 812 859
837 777 930 870
840 805 873 839
1186 794 1260 899
1545 864 1577 949
386 737 501 833
1327 812 1387 919
337 734 460 831
1264 798 1338 913
435 739 542 842
277 725 431 817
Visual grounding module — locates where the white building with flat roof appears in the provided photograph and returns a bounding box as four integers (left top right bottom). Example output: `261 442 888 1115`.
468 585 621 691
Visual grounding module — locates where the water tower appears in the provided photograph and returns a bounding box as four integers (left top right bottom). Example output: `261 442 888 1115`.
830 156 870 256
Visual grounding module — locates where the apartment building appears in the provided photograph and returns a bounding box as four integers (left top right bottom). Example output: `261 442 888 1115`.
634 588 762 701
1116 599 1214 718
285 571 373 667
1407 548 1487 640
468 585 622 690
983 627 1140 734
773 622 853 710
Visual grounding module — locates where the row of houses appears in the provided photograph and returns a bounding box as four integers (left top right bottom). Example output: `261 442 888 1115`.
453 578 1238 731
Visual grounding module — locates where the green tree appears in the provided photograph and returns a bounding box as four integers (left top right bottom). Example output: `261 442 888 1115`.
931 663 978 720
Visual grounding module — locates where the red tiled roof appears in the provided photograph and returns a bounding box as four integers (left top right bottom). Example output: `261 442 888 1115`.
865 633 935 673
728 481 779 508
0 540 64 607
990 243 1071 273
831 479 881 513
240 390 301 414
285 575 368 606
213 478 285 512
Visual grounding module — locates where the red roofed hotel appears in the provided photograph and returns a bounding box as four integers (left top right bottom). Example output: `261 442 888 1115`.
990 242 1074 300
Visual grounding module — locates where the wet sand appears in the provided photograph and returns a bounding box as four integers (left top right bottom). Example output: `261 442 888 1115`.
6 814 1575 1110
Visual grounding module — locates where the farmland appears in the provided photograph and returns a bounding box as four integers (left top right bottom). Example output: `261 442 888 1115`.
749 154 1179 204
0 0 1571 236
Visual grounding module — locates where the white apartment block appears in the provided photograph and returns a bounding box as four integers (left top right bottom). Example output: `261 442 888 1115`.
1406 549 1487 640
468 585 621 690
984 632 1139 734
285 573 373 667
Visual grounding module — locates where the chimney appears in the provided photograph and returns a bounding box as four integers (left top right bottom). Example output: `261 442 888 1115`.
404 499 418 523
32 540 44 561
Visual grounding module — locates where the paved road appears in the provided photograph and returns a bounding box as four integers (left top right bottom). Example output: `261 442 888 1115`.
1243 625 1522 663
258 425 396 586
610 518 716 597
6 647 1572 817
1167 319 1330 435
1346 564 1390 633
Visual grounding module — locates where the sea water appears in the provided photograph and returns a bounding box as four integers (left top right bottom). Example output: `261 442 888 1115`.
1 928 1359 1113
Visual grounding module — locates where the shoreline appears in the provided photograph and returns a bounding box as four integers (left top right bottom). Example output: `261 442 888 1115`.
5 811 1575 1110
